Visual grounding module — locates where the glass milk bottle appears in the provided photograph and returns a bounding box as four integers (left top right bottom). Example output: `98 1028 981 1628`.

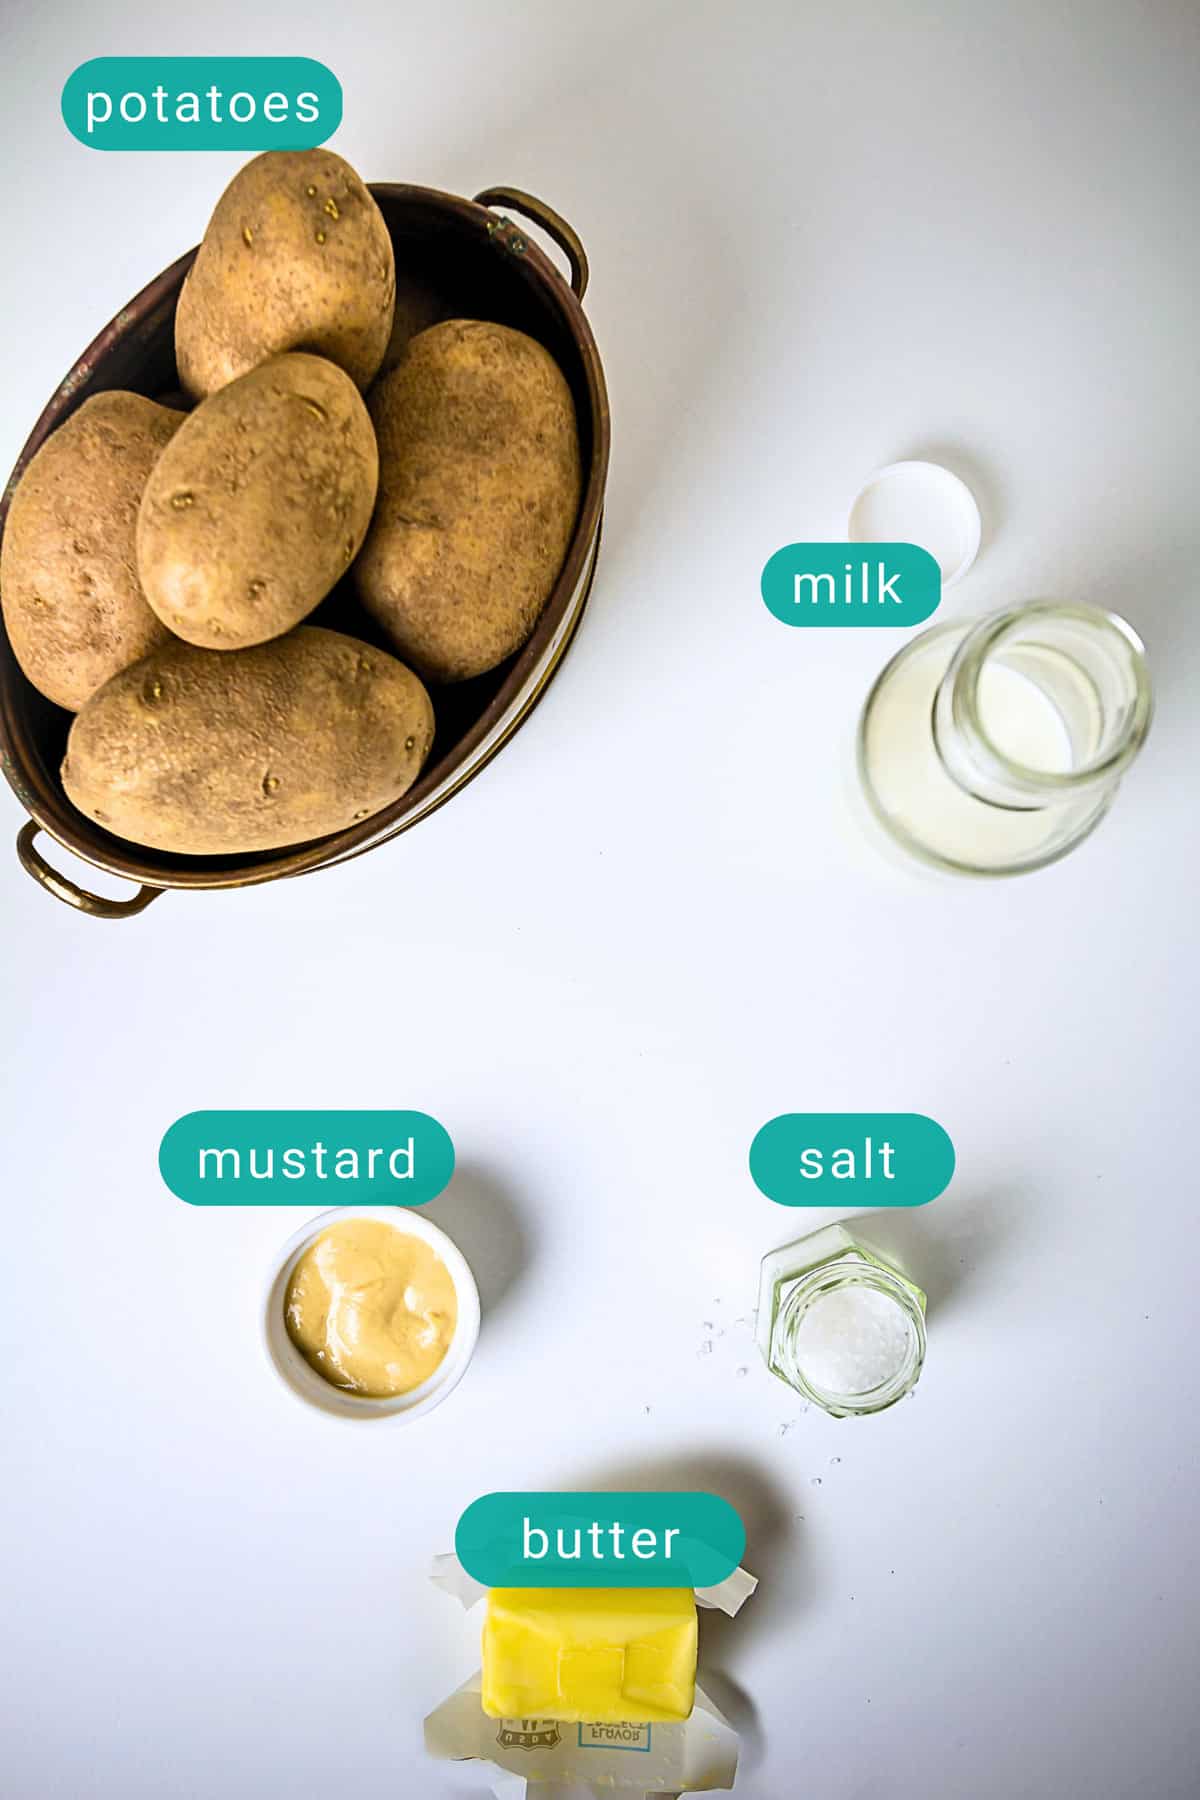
757 1223 927 1418
858 602 1152 875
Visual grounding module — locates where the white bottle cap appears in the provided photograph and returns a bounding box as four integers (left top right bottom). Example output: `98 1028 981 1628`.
848 459 982 590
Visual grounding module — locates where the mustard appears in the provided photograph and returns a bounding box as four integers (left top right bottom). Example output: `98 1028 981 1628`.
284 1218 457 1397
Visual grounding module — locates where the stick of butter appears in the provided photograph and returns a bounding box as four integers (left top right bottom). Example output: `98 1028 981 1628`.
481 1587 698 1723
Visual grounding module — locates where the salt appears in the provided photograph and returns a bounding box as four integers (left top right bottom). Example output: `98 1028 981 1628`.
756 1225 927 1417
792 1284 914 1399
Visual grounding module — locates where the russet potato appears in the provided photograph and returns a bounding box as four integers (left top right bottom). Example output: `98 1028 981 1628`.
1 392 184 711
61 625 435 855
175 149 395 401
354 320 581 682
137 352 378 650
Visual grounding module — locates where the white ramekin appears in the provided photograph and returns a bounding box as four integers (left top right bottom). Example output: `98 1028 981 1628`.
263 1205 481 1422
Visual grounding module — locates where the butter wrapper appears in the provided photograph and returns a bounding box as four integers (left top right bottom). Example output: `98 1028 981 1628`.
424 1670 739 1796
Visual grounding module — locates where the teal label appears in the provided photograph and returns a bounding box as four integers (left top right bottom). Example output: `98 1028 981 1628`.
160 1110 453 1205
750 1112 954 1206
761 543 941 627
62 58 342 151
456 1492 745 1588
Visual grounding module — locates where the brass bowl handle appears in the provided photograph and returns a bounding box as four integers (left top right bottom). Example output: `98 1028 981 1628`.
17 822 162 919
473 187 589 301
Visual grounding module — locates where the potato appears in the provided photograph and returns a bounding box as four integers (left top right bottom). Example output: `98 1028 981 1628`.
0 392 183 711
354 320 581 683
61 625 434 855
175 149 395 401
137 353 378 650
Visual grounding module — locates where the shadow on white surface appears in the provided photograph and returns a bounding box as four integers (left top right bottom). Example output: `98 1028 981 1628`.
855 1187 1030 1320
426 1163 533 1326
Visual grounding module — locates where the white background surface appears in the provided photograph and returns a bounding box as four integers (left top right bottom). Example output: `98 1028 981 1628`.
1 3 1198 1796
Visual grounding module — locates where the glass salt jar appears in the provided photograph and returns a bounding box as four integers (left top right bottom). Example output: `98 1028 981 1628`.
756 1223 926 1418
858 602 1152 875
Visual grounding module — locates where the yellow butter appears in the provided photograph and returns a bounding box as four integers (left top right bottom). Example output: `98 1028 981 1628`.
481 1588 697 1723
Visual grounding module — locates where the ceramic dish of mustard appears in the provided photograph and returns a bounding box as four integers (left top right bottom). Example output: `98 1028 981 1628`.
264 1205 480 1421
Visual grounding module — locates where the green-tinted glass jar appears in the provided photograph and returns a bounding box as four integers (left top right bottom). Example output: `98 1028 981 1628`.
756 1223 927 1418
858 602 1152 876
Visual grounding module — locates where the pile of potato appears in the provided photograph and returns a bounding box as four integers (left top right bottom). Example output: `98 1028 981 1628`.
0 149 582 856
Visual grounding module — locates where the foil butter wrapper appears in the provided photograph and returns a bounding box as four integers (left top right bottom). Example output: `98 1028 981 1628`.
425 1671 738 1796
424 1553 756 1797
